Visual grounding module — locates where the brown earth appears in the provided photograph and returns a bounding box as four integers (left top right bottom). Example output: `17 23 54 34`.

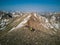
0 26 60 45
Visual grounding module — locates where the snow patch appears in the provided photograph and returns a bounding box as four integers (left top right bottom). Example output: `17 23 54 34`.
41 23 49 29
8 15 31 33
16 15 31 28
8 27 15 33
45 19 48 22
34 13 37 18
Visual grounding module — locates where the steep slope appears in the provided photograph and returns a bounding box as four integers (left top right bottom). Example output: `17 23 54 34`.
0 14 28 37
42 13 60 30
50 14 60 30
26 13 57 35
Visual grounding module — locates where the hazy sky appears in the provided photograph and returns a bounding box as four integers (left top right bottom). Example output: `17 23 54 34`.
0 0 60 12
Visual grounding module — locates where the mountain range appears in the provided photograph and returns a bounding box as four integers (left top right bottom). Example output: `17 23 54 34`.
0 12 60 45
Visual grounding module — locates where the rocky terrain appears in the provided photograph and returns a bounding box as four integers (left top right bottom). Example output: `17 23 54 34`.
0 12 60 45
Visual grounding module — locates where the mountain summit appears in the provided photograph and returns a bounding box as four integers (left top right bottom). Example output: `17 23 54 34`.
8 12 57 35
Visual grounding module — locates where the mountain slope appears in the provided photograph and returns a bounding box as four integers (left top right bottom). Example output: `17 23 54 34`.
0 12 60 45
8 13 57 35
